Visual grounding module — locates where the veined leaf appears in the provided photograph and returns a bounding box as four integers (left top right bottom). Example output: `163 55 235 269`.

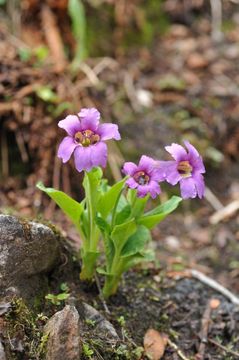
131 195 149 218
120 249 155 273
37 182 83 230
96 267 114 276
145 195 182 216
83 167 103 209
95 216 115 267
98 177 127 218
121 225 151 257
115 204 131 225
111 219 136 253
138 196 182 229
95 216 111 235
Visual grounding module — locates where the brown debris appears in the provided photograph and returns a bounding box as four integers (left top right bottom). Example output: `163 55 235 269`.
195 298 221 360
41 5 67 72
144 329 168 360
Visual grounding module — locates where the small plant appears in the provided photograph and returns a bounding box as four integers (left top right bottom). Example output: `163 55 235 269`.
45 283 70 305
83 343 94 357
85 318 96 327
38 107 205 298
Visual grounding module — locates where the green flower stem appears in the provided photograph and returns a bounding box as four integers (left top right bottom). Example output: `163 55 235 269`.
80 171 99 280
103 274 122 299
111 187 124 228
80 256 96 281
103 250 123 298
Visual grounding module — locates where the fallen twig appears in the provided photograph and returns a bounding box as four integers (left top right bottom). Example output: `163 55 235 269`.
209 200 239 224
1 128 9 177
210 0 223 42
190 269 239 305
16 83 41 99
167 338 190 360
196 298 220 359
124 72 141 112
208 338 239 358
77 62 100 86
15 130 29 163
0 102 20 114
94 273 110 314
204 186 224 211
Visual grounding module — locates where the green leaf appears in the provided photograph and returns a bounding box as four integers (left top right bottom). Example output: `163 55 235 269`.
111 219 136 253
34 45 49 62
120 249 155 273
117 194 128 211
118 251 154 275
18 48 32 62
56 293 70 300
36 86 58 103
146 196 182 216
95 216 111 235
131 195 149 218
53 102 73 117
81 250 100 267
115 205 131 225
95 216 114 265
138 196 182 229
96 267 113 276
98 177 127 218
37 182 84 231
68 0 87 64
121 225 151 257
83 167 103 209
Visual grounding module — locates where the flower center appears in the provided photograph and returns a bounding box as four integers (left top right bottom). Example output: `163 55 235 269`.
74 130 100 147
177 160 192 177
133 171 150 185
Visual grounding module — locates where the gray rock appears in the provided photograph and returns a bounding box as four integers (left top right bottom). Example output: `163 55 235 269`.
44 305 81 360
83 303 119 341
0 341 6 360
0 215 60 302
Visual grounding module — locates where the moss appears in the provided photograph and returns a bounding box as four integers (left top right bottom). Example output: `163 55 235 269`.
4 297 47 359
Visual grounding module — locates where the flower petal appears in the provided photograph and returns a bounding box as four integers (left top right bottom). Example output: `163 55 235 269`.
122 162 138 176
165 143 187 161
192 156 206 174
184 140 199 158
148 180 161 198
179 177 197 199
97 123 121 141
57 136 77 163
138 155 156 173
74 146 93 172
136 183 160 199
126 177 138 189
184 140 206 174
137 185 150 198
78 108 100 131
58 115 81 136
159 161 181 185
193 172 205 199
91 142 108 168
150 164 166 182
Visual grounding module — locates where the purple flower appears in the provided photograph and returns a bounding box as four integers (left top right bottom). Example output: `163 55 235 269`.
57 108 121 172
159 141 205 199
122 155 164 199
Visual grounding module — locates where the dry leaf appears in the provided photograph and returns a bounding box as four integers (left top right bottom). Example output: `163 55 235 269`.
144 329 168 360
209 298 220 309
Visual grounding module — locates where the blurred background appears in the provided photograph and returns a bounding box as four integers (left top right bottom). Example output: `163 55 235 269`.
0 0 239 289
